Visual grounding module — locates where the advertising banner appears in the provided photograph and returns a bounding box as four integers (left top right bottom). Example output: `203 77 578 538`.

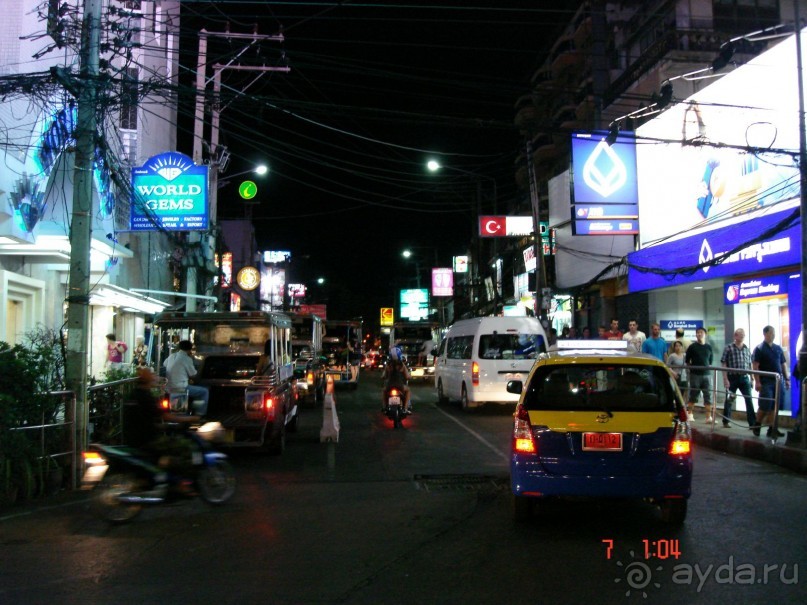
130 152 208 231
724 275 789 305
431 268 454 296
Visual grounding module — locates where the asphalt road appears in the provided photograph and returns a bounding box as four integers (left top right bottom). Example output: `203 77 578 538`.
1 372 805 605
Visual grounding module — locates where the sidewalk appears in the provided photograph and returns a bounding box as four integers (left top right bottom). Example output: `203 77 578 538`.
691 418 807 474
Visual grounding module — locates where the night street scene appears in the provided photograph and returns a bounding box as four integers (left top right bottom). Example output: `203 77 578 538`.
0 1 806 604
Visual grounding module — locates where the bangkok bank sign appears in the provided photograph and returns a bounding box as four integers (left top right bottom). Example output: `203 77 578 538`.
130 152 209 231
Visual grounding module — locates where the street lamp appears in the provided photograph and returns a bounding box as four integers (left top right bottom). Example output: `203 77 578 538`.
217 164 269 189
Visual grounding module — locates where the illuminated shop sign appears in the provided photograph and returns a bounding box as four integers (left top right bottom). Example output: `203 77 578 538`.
635 34 801 247
431 268 453 296
628 209 800 292
453 255 469 273
659 320 704 331
400 288 429 321
263 250 291 264
130 152 209 231
724 275 788 305
570 132 639 236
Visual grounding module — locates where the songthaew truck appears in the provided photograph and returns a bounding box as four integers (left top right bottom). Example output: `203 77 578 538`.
389 321 440 381
152 311 297 454
322 319 363 389
289 312 325 406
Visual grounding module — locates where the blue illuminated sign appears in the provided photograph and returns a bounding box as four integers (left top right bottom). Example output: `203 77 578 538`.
571 132 638 205
628 209 800 292
571 131 639 236
724 275 789 304
659 320 703 331
130 152 209 232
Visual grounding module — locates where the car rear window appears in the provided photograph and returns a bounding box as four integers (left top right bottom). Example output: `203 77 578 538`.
523 364 677 412
478 333 546 359
200 355 260 380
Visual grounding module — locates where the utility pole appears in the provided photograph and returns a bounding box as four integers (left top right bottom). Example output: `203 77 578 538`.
188 29 288 311
64 0 102 472
526 139 549 325
794 7 807 448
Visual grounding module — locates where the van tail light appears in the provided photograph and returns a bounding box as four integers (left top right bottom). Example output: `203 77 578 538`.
669 423 692 456
512 404 537 454
264 395 276 419
472 361 480 386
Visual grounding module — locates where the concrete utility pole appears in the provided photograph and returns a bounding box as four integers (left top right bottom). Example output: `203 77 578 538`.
188 29 288 311
65 0 102 470
794 6 807 449
525 139 549 325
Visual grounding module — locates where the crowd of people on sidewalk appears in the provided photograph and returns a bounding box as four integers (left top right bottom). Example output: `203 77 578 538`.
554 319 794 437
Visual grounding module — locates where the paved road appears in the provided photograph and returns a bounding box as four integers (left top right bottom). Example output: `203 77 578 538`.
1 372 805 604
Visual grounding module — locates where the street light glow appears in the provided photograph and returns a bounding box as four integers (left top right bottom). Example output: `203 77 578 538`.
254 165 269 175
426 160 441 172
402 249 413 259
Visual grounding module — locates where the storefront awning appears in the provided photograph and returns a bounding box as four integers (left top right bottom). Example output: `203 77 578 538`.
89 284 171 314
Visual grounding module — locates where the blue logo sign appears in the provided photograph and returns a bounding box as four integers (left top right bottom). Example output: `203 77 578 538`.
628 208 800 292
571 132 639 205
130 152 209 232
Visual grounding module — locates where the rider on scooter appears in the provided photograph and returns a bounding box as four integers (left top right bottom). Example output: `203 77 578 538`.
382 350 412 413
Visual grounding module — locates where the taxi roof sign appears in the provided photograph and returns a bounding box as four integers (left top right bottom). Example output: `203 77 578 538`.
556 339 628 350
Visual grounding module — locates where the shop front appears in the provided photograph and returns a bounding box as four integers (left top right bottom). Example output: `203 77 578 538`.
627 206 801 418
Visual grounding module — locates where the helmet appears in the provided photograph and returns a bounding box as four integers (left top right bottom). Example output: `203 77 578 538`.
389 345 403 361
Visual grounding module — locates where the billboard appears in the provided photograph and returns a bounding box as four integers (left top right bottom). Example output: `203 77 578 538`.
570 131 639 235
130 152 209 231
400 288 429 321
635 33 802 247
431 268 453 296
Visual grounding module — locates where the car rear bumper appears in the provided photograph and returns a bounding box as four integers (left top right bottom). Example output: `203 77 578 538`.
511 455 692 499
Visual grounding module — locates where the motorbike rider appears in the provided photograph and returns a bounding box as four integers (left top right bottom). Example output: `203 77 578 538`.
382 351 412 413
125 367 201 489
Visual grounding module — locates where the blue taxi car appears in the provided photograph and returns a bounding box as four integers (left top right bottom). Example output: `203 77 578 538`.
507 341 692 524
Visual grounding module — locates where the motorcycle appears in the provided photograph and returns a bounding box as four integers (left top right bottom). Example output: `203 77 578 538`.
383 386 410 429
81 422 236 523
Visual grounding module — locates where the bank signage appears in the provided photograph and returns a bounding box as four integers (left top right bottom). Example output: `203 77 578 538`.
724 275 789 305
570 131 639 236
659 320 704 330
130 152 209 231
628 209 800 292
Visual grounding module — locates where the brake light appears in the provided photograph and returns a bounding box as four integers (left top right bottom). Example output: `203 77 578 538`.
390 388 399 397
669 440 691 455
512 404 536 454
264 395 274 411
472 361 480 386
306 371 315 385
160 397 170 410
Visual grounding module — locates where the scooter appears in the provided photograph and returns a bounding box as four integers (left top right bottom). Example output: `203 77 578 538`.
81 422 236 523
382 386 410 429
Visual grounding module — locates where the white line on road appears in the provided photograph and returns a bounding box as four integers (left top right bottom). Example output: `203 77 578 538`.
431 404 510 462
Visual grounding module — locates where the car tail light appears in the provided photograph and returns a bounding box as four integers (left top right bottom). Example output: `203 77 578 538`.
472 361 480 386
264 395 276 419
512 404 536 454
306 371 315 386
669 423 691 456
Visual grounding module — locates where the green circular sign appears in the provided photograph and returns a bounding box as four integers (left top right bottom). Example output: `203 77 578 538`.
239 180 258 200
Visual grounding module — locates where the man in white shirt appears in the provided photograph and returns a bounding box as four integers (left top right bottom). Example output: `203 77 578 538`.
164 340 209 416
622 319 647 353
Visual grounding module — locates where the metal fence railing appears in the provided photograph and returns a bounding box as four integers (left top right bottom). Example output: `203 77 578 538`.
683 365 785 440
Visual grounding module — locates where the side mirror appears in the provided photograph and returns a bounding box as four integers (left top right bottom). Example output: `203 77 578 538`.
506 380 523 395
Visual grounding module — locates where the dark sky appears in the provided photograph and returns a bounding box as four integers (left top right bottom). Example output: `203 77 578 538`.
177 1 575 323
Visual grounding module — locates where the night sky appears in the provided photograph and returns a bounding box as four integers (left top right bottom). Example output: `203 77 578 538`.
177 1 576 324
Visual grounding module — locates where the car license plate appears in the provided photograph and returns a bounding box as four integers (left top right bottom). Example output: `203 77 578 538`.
582 432 623 451
388 396 401 407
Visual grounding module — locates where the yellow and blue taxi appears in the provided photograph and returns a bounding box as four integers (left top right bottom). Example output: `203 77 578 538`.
507 340 692 524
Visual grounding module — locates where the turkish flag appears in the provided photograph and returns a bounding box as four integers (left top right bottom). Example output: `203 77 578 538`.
479 216 505 237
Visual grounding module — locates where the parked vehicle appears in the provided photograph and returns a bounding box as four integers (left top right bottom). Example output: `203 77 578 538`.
290 312 326 406
434 316 548 409
81 422 236 523
322 319 363 389
389 321 440 382
152 311 297 454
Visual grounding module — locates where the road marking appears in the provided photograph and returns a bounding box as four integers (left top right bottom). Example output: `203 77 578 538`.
431 404 510 462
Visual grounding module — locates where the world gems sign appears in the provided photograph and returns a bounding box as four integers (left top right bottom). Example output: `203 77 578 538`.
130 151 209 231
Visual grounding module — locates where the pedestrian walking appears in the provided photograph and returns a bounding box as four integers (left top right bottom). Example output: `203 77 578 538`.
685 327 714 422
721 328 759 434
752 326 789 438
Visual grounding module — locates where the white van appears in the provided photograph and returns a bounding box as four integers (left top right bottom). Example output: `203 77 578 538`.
434 316 548 409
